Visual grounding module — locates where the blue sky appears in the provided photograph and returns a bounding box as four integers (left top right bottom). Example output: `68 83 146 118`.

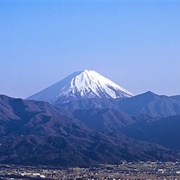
0 1 180 98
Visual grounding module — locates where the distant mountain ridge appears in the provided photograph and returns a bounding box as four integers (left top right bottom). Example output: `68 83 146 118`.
55 91 180 118
27 70 133 103
116 91 180 117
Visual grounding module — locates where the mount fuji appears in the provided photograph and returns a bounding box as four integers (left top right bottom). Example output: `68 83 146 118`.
27 70 133 104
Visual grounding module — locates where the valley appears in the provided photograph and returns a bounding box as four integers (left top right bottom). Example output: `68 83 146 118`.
1 161 180 179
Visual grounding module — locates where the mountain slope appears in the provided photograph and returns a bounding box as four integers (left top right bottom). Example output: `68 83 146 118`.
71 108 135 136
0 95 177 166
116 91 180 117
121 115 180 150
55 91 180 118
63 107 180 151
27 70 133 104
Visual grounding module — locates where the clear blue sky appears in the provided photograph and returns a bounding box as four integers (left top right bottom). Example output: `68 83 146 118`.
0 1 180 98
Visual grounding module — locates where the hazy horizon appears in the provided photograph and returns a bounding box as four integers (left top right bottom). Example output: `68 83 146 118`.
1 1 180 98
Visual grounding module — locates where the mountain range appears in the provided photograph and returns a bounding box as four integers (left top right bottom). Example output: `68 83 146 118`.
55 91 180 118
1 95 176 167
1 70 180 167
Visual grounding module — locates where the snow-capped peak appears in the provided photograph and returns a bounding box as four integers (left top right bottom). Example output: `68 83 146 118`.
27 70 133 104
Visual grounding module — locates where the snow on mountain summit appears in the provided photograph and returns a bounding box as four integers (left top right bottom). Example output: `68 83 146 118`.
27 70 133 104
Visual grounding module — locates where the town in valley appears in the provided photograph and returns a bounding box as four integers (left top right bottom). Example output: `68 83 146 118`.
1 161 180 180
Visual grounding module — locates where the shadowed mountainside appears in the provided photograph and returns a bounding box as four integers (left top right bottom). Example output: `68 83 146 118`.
55 92 180 118
66 107 180 151
0 95 178 167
